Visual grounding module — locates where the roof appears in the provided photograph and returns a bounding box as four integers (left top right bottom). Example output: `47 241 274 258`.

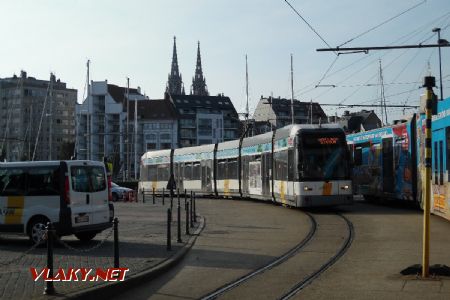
168 93 238 116
107 84 140 103
128 99 178 120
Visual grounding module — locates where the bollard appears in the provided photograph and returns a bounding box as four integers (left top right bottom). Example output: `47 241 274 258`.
167 208 172 251
194 192 197 223
186 201 190 235
152 187 155 204
142 189 145 203
44 222 55 295
190 197 194 228
177 198 182 243
113 218 119 268
170 192 173 210
177 189 180 206
184 191 187 210
162 188 165 205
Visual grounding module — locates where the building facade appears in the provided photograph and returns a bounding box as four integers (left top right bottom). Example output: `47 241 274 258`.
0 71 77 161
76 81 178 180
168 93 239 147
252 96 327 133
337 110 382 133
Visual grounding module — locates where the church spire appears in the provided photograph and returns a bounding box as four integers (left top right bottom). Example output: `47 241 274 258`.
191 41 209 96
166 36 185 95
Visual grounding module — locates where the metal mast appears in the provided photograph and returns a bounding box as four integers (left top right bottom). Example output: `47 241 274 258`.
379 60 388 125
86 60 91 160
290 54 294 125
245 54 249 119
126 77 130 180
48 73 54 160
134 97 138 179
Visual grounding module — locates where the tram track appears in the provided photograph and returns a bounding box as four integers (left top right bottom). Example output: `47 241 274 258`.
200 212 354 300
200 211 317 300
278 213 354 300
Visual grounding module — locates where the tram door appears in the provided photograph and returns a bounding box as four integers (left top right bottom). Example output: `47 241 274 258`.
432 129 446 213
382 138 394 193
261 153 271 198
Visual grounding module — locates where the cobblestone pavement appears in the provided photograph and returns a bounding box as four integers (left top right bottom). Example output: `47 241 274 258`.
0 197 198 300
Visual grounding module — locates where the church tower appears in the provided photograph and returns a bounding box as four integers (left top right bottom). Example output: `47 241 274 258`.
190 41 209 96
166 36 185 95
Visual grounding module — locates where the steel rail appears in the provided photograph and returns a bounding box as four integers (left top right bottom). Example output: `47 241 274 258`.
200 212 317 300
279 213 355 300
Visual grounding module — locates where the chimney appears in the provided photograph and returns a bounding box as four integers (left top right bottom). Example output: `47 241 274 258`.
344 110 350 116
20 70 27 79
137 86 141 94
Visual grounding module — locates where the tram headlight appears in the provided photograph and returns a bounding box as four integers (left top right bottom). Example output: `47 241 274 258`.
341 185 350 190
303 186 313 191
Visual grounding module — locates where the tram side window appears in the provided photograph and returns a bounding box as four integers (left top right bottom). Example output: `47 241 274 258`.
148 165 157 181
27 167 60 196
435 142 438 185
447 127 450 182
217 160 226 180
354 147 362 166
288 149 294 181
274 150 288 180
439 141 444 185
0 168 26 196
157 164 170 181
227 158 238 179
184 163 192 181
193 162 201 180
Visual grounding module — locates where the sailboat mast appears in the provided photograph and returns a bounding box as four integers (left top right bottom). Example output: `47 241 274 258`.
245 54 249 119
290 54 294 125
86 60 91 160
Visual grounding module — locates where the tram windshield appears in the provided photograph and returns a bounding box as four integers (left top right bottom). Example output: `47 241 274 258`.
299 132 350 181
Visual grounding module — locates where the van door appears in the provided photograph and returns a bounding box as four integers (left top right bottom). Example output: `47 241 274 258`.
69 162 109 228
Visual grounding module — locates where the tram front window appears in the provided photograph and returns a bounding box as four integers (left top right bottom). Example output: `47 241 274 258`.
299 133 349 181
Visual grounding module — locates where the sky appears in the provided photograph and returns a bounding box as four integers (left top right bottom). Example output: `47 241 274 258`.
1 0 450 123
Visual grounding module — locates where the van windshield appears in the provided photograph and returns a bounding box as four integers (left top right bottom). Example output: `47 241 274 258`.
71 166 106 192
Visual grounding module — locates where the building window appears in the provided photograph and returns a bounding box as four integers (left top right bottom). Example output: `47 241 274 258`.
198 118 212 136
145 134 156 141
146 143 156 150
160 133 171 140
161 143 171 149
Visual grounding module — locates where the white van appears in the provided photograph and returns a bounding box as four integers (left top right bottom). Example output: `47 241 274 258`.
0 160 114 243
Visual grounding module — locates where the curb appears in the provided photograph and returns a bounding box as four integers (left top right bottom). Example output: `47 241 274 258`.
65 215 205 300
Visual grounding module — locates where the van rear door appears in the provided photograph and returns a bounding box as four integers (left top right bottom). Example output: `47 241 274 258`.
68 161 109 229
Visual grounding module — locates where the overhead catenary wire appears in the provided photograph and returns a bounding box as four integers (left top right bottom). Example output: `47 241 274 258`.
284 0 337 56
295 10 450 99
338 0 427 47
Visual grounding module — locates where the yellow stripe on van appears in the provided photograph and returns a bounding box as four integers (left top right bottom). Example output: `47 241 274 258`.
5 196 24 224
323 182 332 196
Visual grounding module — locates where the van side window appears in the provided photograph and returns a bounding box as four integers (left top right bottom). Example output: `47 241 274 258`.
71 166 106 192
0 168 26 196
27 167 60 196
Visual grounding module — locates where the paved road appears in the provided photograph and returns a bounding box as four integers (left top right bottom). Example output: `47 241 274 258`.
113 198 450 300
0 200 197 300
113 198 312 299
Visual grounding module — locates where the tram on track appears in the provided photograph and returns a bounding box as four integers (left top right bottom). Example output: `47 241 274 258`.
347 96 450 221
139 124 353 207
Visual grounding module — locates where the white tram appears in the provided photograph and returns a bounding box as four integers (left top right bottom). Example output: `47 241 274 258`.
139 124 353 207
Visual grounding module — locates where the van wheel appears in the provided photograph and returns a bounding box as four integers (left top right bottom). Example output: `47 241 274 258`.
75 231 97 242
28 217 49 245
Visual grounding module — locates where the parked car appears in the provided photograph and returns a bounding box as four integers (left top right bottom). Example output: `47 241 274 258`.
111 182 134 202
